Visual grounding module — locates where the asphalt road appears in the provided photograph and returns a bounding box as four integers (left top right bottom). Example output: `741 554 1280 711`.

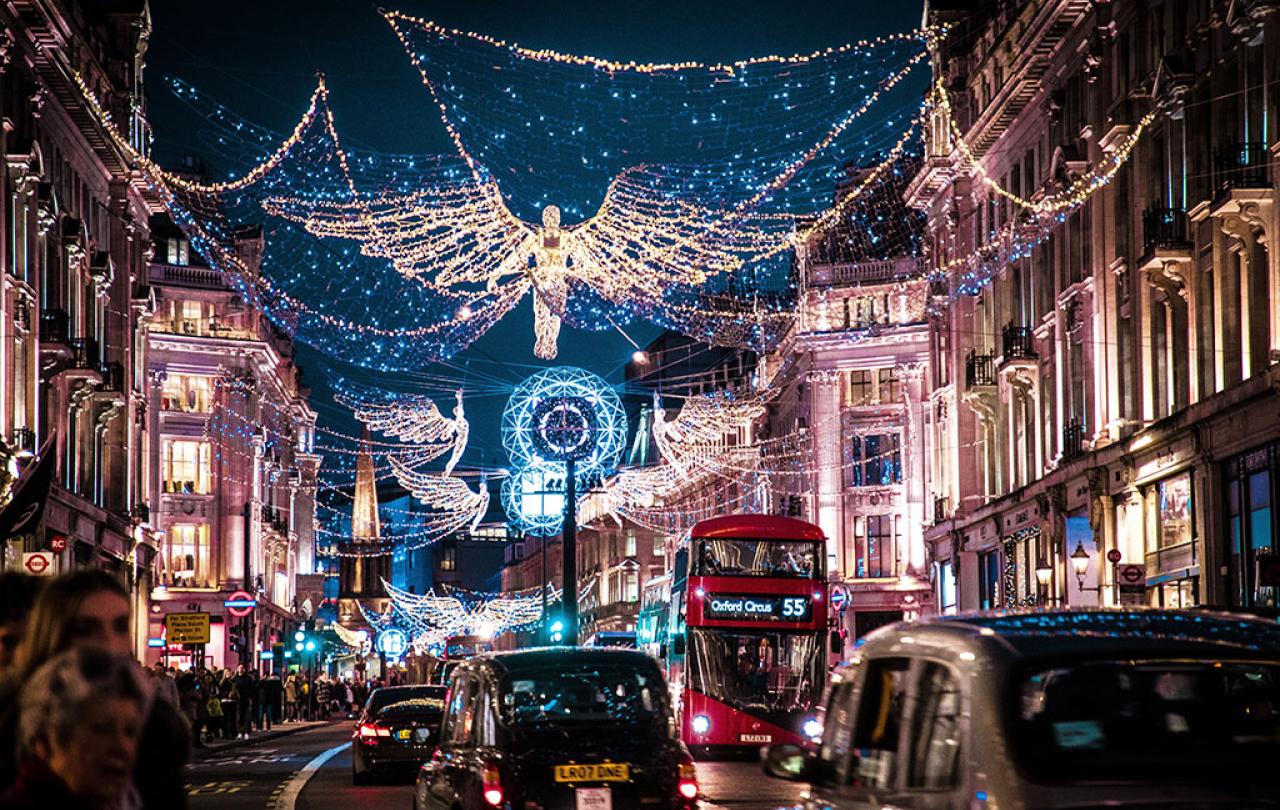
185 722 805 810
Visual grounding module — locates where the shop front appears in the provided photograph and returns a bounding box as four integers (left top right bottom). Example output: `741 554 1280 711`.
1225 440 1280 610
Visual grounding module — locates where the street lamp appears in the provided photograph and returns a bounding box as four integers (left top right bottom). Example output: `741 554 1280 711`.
1070 541 1091 587
1035 557 1054 587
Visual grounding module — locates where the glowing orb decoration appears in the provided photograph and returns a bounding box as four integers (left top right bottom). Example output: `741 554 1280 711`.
376 627 409 657
502 367 625 472
501 460 570 537
502 367 625 535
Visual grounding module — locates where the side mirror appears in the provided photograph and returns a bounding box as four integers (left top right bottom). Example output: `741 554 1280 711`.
830 631 843 655
761 743 816 782
672 635 686 656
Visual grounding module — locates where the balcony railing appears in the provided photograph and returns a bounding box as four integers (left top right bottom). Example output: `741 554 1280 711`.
1142 206 1191 250
965 350 996 387
68 337 100 369
1062 418 1086 462
40 309 69 344
99 361 125 392
1001 324 1037 360
1213 141 1271 196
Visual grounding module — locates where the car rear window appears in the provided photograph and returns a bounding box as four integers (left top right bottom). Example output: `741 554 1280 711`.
377 696 446 719
500 661 669 729
1011 658 1280 784
369 686 446 714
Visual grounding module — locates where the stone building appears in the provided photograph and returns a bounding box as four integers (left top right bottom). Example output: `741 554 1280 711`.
1 0 158 658
759 158 934 649
143 215 319 669
912 0 1280 612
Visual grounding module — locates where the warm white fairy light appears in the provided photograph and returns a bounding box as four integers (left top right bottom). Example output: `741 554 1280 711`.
341 388 470 475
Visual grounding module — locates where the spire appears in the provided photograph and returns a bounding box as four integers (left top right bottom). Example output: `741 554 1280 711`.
352 426 381 542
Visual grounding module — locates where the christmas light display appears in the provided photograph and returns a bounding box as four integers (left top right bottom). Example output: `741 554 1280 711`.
339 387 470 475
500 367 625 534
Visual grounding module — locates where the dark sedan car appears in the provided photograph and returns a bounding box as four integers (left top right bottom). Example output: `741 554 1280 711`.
353 684 448 784
414 648 699 810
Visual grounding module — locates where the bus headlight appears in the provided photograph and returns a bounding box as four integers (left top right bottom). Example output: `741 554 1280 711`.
691 715 710 735
803 718 823 739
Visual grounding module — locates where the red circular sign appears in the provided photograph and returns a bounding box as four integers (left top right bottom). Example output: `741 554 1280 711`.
225 590 256 618
50 535 67 554
1106 549 1123 564
1120 565 1144 584
23 554 50 574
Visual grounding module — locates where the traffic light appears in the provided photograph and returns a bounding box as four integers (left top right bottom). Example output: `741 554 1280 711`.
547 617 565 644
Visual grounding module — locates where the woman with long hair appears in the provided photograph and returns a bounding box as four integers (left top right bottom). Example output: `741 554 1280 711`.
0 570 190 808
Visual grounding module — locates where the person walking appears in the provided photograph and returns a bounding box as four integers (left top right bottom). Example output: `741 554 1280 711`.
261 670 283 730
283 673 299 722
234 666 255 739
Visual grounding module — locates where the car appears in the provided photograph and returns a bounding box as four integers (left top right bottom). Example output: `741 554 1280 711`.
430 660 459 686
413 647 699 810
763 609 1280 808
352 684 448 785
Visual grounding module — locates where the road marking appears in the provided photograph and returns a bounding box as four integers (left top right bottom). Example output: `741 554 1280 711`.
270 741 350 810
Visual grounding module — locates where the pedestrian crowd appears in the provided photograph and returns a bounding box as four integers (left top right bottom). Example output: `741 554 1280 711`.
0 569 405 809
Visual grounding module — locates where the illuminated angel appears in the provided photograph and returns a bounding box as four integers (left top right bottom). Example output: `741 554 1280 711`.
261 168 791 359
343 388 470 475
387 454 489 533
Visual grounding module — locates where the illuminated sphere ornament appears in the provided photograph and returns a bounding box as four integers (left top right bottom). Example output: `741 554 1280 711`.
501 367 625 535
502 367 625 473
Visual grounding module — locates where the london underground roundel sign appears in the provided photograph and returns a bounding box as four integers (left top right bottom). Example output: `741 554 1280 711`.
224 590 257 618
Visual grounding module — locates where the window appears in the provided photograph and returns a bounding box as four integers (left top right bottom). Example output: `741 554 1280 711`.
853 515 898 578
624 571 639 603
817 683 856 786
877 368 901 404
160 374 213 413
852 658 910 788
439 544 457 572
849 433 903 487
177 300 204 335
625 531 637 557
978 550 1000 611
167 238 190 266
161 439 211 494
444 676 478 745
936 561 957 614
1157 472 1193 549
1228 447 1278 608
846 370 873 406
653 535 665 556
907 662 961 788
168 523 210 587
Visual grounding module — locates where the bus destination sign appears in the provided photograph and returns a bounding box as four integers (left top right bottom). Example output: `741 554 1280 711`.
704 593 812 622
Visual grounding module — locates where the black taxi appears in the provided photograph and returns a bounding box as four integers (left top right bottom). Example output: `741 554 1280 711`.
413 648 699 810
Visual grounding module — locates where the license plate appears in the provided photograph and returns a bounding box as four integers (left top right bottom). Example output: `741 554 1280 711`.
740 734 772 743
554 763 630 782
396 729 411 740
575 787 612 810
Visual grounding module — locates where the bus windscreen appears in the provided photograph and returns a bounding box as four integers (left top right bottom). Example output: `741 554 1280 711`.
695 538 820 578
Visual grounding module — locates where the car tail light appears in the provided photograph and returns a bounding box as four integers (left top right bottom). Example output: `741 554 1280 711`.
358 723 390 740
677 757 698 800
483 762 503 807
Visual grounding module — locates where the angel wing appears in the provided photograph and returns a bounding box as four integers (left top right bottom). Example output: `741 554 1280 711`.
652 391 766 474
343 389 470 475
388 454 490 533
383 579 469 632
261 177 536 292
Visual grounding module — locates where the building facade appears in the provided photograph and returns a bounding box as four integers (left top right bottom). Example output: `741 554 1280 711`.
144 216 319 669
1 0 160 658
912 0 1280 613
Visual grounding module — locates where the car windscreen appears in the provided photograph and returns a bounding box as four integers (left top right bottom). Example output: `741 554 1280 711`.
368 686 445 714
1011 659 1280 784
376 696 446 720
501 662 669 730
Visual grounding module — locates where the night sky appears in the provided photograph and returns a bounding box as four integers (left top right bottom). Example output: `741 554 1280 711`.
144 0 926 474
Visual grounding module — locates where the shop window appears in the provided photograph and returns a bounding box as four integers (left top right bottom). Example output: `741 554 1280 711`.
161 439 211 494
168 523 210 587
1157 472 1193 548
1226 445 1280 608
935 560 957 614
978 551 1000 610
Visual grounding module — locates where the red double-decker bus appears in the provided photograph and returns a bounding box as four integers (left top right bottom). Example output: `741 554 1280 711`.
653 514 830 757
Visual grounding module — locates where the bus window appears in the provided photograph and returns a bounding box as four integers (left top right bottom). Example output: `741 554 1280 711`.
696 538 820 578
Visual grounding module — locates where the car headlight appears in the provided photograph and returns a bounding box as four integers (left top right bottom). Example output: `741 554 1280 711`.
802 718 823 739
691 714 710 734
